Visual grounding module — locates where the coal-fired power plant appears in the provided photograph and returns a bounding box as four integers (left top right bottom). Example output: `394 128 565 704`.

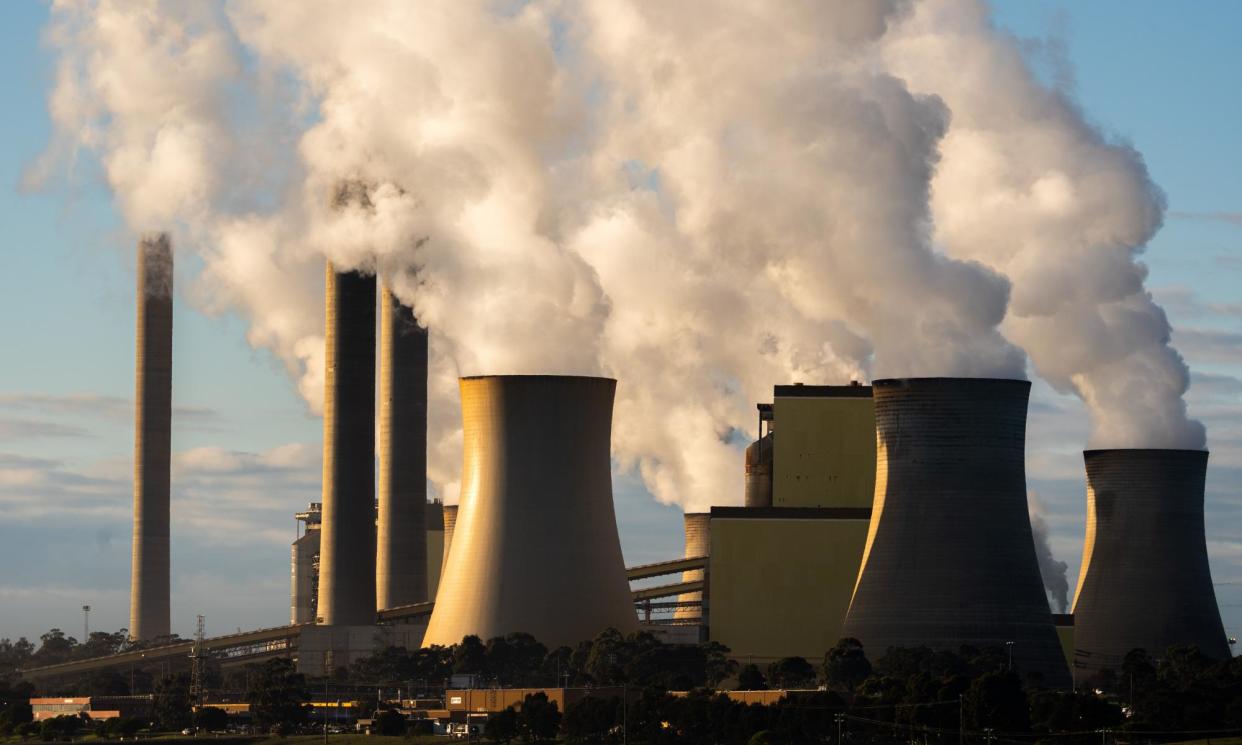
1071 449 1229 673
316 264 377 626
376 286 429 610
130 234 173 641
423 375 638 647
842 378 1071 687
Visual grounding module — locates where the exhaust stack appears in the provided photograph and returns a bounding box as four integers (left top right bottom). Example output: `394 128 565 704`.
376 286 429 609
423 375 637 647
316 263 377 625
1071 449 1228 673
130 234 173 641
842 378 1070 687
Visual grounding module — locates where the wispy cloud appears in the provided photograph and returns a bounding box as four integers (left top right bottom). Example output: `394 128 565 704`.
0 418 89 440
1169 210 1242 227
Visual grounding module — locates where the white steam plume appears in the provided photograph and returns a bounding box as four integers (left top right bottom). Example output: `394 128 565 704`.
1028 492 1070 613
883 0 1205 449
33 0 1199 513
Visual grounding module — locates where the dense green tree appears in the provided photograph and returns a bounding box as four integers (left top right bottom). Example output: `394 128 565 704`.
454 635 488 676
965 670 1028 731
702 641 739 687
487 633 548 686
485 706 519 744
195 705 229 732
85 669 130 696
767 657 817 689
517 692 561 743
824 638 872 695
153 674 192 730
374 707 407 735
0 638 35 676
561 695 618 744
32 630 76 666
737 664 767 690
245 658 309 731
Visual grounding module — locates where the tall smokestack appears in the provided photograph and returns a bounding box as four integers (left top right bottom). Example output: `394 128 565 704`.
423 376 637 647
1071 449 1229 673
316 263 377 625
675 513 710 620
376 286 429 610
842 378 1071 687
130 233 173 641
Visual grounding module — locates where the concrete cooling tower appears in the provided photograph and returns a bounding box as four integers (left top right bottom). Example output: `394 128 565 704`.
316 264 377 625
423 375 637 647
442 504 459 568
842 378 1071 688
376 286 429 610
1071 449 1229 673
675 513 711 620
130 234 173 641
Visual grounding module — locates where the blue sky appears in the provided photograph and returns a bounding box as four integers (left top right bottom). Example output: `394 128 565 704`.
1 1 1240 646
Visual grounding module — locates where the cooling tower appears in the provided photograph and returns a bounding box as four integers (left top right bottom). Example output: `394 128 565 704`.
842 378 1071 687
442 504 459 567
316 264 377 625
130 234 173 641
423 375 638 647
675 513 711 620
376 286 429 610
1071 449 1229 673
744 433 774 508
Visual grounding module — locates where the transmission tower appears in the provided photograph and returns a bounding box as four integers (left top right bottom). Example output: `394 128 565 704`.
189 615 205 713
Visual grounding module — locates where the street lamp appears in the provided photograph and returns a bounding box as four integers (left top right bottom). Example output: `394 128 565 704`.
1005 641 1014 671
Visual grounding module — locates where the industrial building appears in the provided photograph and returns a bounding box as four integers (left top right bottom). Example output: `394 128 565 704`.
1071 449 1229 674
130 234 173 641
842 378 1071 688
423 375 638 647
705 384 875 664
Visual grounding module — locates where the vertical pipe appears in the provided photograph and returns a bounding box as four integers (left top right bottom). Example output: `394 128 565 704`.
316 263 377 625
377 285 429 609
130 233 173 641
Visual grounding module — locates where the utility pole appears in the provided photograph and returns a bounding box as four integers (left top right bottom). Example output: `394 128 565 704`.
836 712 844 744
958 694 964 745
1006 641 1014 672
82 605 91 644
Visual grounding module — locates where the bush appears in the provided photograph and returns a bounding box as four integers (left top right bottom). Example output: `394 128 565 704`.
373 708 406 736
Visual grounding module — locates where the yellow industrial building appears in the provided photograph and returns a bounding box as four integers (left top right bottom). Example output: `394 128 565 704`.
708 384 876 664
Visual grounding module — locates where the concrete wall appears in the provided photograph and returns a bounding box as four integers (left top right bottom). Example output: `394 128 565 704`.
1071 449 1229 674
423 375 637 647
708 507 870 664
130 234 173 641
772 388 875 509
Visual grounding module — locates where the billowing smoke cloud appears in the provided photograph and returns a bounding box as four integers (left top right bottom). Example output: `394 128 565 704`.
882 0 1205 449
1028 492 1070 613
32 0 1199 512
